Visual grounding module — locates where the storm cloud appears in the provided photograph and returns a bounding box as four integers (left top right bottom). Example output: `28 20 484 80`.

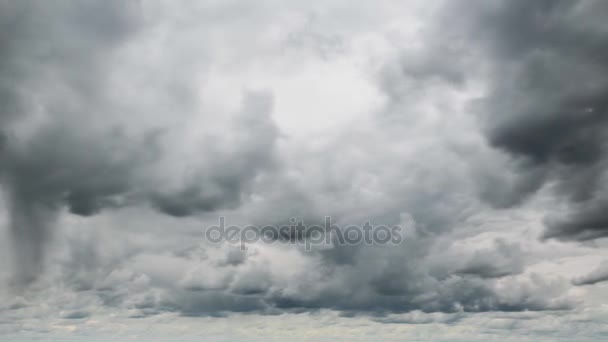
454 0 608 241
1 0 608 340
0 0 279 284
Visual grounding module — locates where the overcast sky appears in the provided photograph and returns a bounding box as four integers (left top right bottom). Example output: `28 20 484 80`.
1 0 608 341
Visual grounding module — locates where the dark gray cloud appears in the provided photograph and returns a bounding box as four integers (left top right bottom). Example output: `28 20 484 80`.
454 0 608 241
0 1 279 285
0 0 143 284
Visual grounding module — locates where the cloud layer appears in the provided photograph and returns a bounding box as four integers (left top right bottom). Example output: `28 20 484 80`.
1 0 608 340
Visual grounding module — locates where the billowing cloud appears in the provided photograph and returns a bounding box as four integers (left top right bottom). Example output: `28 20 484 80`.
1 0 607 340
450 0 608 241
0 1 280 284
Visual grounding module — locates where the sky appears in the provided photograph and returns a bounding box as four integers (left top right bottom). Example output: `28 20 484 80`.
1 0 608 341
